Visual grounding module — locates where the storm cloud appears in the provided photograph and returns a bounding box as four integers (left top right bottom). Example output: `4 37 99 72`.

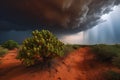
0 0 120 33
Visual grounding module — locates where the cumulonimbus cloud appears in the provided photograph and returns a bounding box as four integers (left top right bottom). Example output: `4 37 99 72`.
0 0 120 33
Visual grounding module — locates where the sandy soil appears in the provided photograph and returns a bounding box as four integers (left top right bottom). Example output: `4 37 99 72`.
0 48 119 80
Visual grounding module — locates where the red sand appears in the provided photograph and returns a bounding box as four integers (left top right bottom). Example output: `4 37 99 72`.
0 48 119 80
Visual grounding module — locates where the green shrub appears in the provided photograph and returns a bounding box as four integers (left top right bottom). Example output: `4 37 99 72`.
0 47 8 57
63 45 75 56
18 30 65 66
103 70 120 80
2 40 19 50
72 44 81 49
115 44 120 48
112 56 120 68
92 45 120 62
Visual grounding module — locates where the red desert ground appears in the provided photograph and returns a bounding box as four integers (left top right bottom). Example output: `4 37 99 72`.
0 47 120 80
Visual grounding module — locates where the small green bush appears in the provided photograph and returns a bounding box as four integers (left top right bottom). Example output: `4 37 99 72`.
103 70 120 80
18 30 65 66
0 47 8 57
2 40 19 50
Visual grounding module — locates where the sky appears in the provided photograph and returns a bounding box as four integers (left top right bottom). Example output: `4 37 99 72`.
0 0 120 44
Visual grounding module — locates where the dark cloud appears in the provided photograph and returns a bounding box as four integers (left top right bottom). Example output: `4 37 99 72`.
0 0 120 33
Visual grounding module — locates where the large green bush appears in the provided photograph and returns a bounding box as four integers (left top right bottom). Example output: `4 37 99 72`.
18 30 65 66
2 40 19 50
